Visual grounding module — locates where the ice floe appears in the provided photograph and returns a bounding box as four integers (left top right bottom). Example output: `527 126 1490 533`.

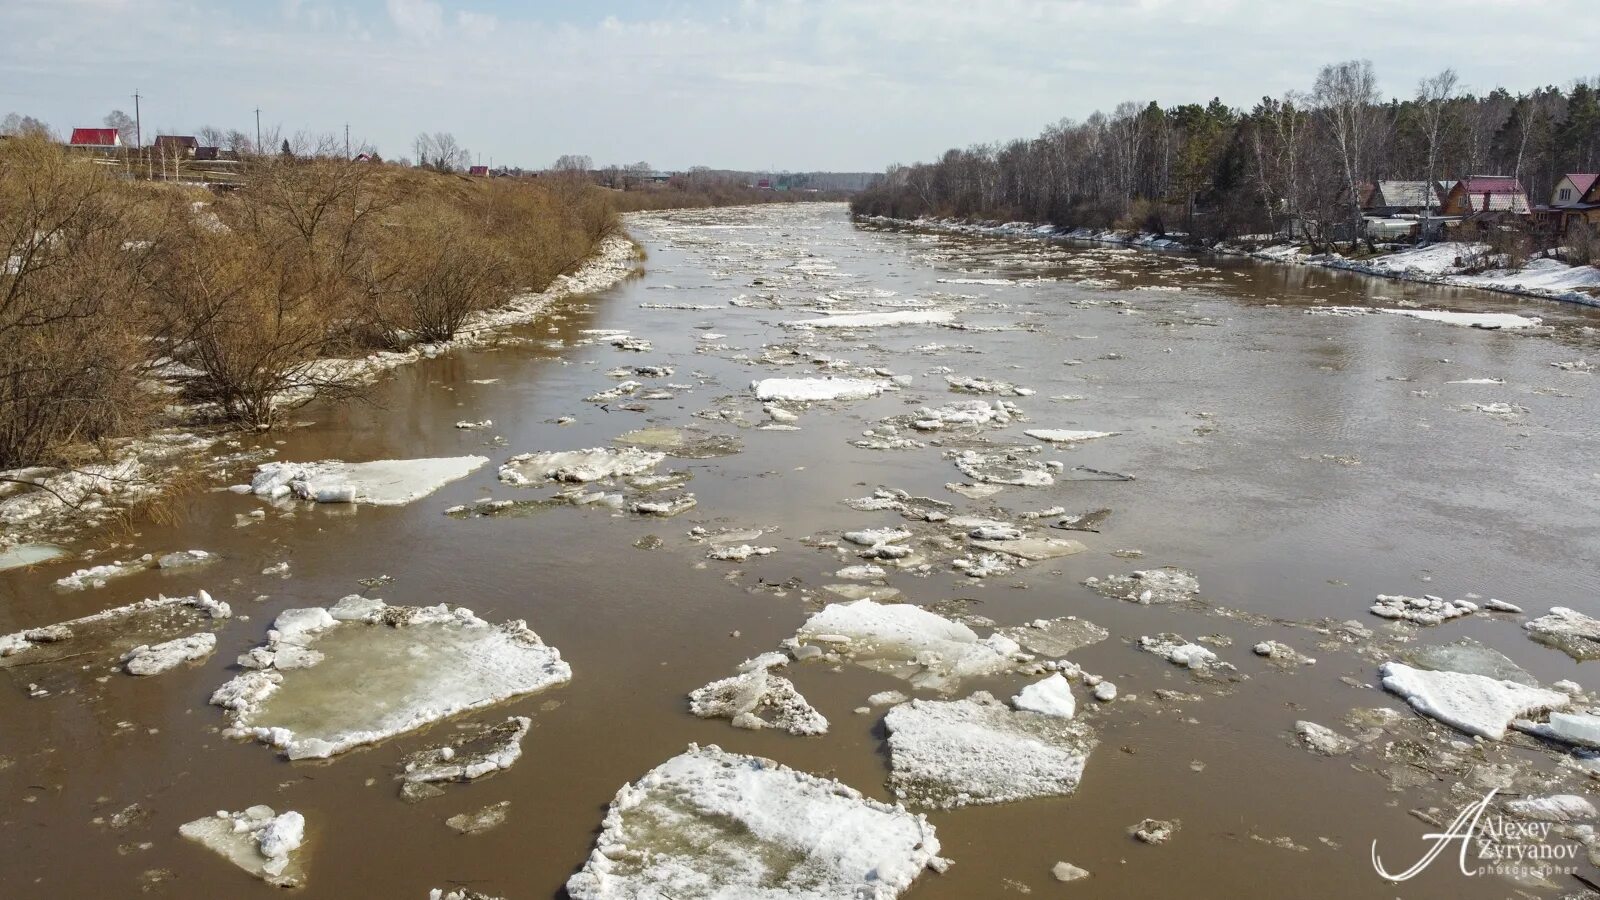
211 596 570 759
498 448 664 485
1138 634 1229 671
123 632 217 675
1525 607 1600 661
751 377 888 402
1023 429 1118 444
1012 673 1076 718
1379 662 1569 741
791 600 1023 692
398 716 531 800
1085 568 1200 605
1370 594 1477 626
787 310 956 328
1294 721 1358 756
179 806 306 887
883 692 1095 808
565 744 945 900
249 457 487 505
688 664 828 735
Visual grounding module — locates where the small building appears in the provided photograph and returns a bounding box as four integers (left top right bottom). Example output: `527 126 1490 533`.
68 127 122 151
353 152 375 163
1440 176 1531 217
153 135 199 159
468 165 489 177
1363 180 1449 215
1534 173 1600 236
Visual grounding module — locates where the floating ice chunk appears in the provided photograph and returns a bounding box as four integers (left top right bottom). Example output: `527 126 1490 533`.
945 374 1030 396
787 310 956 328
1533 712 1600 749
996 617 1109 657
1130 818 1179 844
952 449 1054 487
156 549 215 569
884 692 1095 808
835 565 887 580
499 448 664 485
1379 662 1569 741
0 593 226 674
611 336 652 352
628 494 697 517
1370 594 1476 626
566 745 944 900
1023 429 1118 443
706 544 777 562
431 890 502 900
1085 568 1199 604
1401 638 1534 686
688 668 828 735
211 598 570 759
794 600 1023 692
751 377 887 402
938 277 1012 285
399 716 531 795
448 800 510 834
843 527 913 546
1380 309 1541 329
1525 607 1600 661
179 806 306 887
1139 634 1228 671
971 536 1085 561
250 457 488 505
1253 640 1315 666
1092 681 1117 702
1052 861 1090 882
124 632 217 676
1294 721 1357 756
1012 674 1076 719
1504 795 1596 823
0 542 67 572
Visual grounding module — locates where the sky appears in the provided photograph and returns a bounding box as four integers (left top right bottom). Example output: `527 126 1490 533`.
2 0 1596 172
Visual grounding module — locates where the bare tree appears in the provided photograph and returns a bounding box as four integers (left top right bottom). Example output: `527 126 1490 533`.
413 132 467 172
1416 68 1458 224
1313 59 1381 249
552 154 592 172
1 113 53 139
104 110 137 147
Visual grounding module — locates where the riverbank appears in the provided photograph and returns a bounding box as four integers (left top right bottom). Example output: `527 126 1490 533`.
859 214 1600 309
0 232 641 557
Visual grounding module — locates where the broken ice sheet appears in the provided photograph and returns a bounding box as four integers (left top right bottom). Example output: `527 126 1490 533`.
566 745 945 900
249 457 488 505
884 692 1095 809
951 448 1057 486
398 716 531 799
1525 607 1600 661
1379 662 1569 741
0 592 229 691
499 447 664 485
994 617 1109 657
211 597 570 759
179 806 306 888
613 426 741 459
688 662 828 736
751 377 887 402
0 541 67 572
790 599 1025 692
1084 568 1200 605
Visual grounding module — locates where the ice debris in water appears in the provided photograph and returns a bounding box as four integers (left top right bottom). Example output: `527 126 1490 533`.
1525 607 1600 661
1379 662 1569 741
971 535 1085 561
1253 640 1316 666
1519 712 1600 749
0 591 228 664
688 660 828 736
565 744 946 900
706 543 777 562
1011 673 1076 719
945 374 1032 396
1130 818 1179 844
210 596 570 759
430 891 502 900
249 457 488 505
1138 634 1230 671
1370 594 1476 626
786 310 956 328
1503 795 1597 823
791 600 1024 692
1023 429 1118 443
498 447 664 485
179 805 306 887
1294 721 1358 756
951 449 1057 487
447 800 510 835
123 632 216 676
751 377 888 402
1084 568 1200 605
157 549 216 569
1052 861 1090 882
996 617 1110 657
398 716 531 799
884 692 1095 809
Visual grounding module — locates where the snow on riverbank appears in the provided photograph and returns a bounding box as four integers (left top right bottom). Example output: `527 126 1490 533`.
860 214 1600 309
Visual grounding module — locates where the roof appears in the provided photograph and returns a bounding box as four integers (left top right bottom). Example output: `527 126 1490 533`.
468 165 489 175
69 127 120 147
154 135 198 150
1372 181 1441 209
1452 176 1530 214
1459 176 1524 194
1560 173 1599 198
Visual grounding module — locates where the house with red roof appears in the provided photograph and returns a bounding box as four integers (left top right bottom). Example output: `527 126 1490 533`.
468 165 489 176
68 127 122 151
1440 176 1531 218
1535 173 1600 235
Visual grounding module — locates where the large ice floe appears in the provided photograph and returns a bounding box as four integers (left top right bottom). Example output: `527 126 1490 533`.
1379 662 1569 741
1023 429 1118 444
751 377 888 402
689 656 828 735
179 805 307 887
248 457 487 504
210 596 570 759
498 447 664 485
883 692 1096 808
397 716 531 800
786 310 956 329
789 600 1024 692
1525 607 1600 661
123 632 217 676
565 744 946 900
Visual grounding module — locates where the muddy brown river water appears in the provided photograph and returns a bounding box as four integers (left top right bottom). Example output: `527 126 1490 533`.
4 202 1600 899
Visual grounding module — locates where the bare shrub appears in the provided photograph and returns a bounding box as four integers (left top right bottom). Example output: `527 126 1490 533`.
0 136 158 468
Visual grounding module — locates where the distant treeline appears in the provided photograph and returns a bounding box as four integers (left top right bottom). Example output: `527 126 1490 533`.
0 136 617 469
853 61 1600 247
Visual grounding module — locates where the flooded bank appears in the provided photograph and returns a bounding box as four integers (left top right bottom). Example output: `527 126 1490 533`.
3 201 1600 898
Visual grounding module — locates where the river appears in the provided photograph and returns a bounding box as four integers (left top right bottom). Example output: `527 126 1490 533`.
3 202 1600 898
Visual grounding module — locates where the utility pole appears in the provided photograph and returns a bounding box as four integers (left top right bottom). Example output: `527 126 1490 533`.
132 91 143 179
255 108 261 157
344 123 350 160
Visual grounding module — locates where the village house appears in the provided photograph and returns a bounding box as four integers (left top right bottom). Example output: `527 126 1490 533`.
153 135 199 159
468 164 489 176
1440 175 1531 218
1362 180 1449 216
67 127 121 152
1534 173 1600 235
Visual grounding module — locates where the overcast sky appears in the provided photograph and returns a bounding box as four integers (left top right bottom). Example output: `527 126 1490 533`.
3 0 1595 171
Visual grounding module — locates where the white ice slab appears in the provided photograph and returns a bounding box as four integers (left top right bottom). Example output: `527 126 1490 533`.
752 377 887 402
498 447 664 485
1380 661 1569 741
179 806 306 887
794 600 1022 692
250 457 487 505
566 744 945 900
786 310 956 328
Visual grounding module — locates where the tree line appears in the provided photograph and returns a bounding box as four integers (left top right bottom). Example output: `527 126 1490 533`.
852 61 1600 248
